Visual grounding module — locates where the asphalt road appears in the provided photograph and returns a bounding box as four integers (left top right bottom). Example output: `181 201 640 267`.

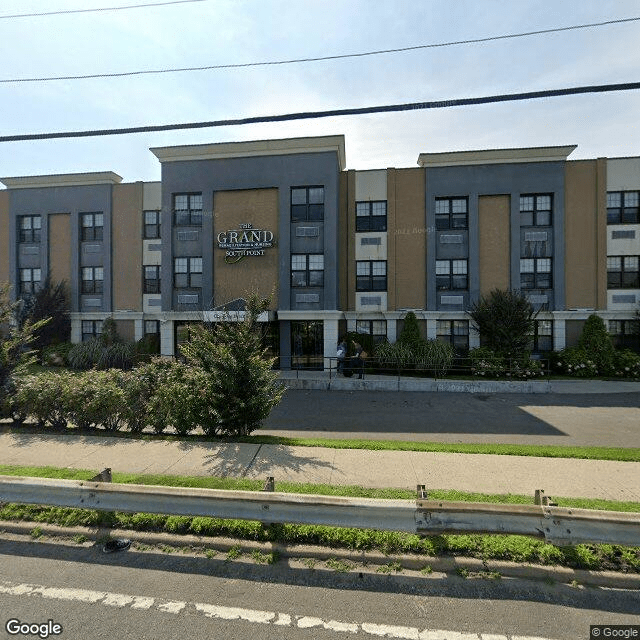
1 536 639 640
258 390 640 447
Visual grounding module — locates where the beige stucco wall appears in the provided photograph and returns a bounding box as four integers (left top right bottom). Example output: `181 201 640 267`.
387 168 426 310
213 189 279 307
0 191 9 284
112 182 143 311
564 160 607 310
478 195 510 295
346 170 357 310
48 213 72 286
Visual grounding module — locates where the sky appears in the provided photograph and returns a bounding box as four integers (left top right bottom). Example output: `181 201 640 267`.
1 0 640 184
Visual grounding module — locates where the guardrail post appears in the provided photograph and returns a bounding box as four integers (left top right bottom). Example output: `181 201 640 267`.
261 477 275 528
534 489 558 507
416 485 428 500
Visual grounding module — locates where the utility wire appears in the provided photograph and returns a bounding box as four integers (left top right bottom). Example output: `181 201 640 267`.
2 81 639 143
0 0 205 20
1 16 638 84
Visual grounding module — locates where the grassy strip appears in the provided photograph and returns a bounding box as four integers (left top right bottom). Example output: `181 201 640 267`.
0 465 638 573
243 436 640 462
3 421 639 462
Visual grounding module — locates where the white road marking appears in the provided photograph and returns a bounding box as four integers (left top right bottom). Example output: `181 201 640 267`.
0 580 558 640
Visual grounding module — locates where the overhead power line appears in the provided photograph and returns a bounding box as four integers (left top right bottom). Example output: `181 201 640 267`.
1 16 638 84
2 81 639 143
0 0 205 20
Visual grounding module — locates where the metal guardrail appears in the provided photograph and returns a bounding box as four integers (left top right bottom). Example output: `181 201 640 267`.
1 474 639 547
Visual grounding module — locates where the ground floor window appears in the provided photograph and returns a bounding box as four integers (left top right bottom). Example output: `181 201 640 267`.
436 320 469 353
530 319 553 353
609 319 640 352
355 319 387 345
291 320 323 370
82 320 103 342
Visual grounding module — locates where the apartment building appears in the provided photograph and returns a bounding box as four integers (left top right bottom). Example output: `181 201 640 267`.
0 134 638 367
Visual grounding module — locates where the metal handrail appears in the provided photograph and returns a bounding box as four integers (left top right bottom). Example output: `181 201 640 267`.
0 475 638 547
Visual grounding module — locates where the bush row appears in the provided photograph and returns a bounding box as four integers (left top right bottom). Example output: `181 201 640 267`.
468 347 545 379
5 359 265 437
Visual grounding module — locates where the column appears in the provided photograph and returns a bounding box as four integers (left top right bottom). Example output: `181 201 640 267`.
323 317 340 371
160 319 174 358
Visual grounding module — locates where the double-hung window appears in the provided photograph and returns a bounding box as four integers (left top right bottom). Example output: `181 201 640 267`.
174 257 202 288
436 259 468 290
81 267 104 294
609 320 640 351
355 320 387 345
436 320 469 352
356 260 387 291
19 268 41 294
520 258 552 289
520 194 552 226
607 191 639 224
144 210 161 238
19 216 41 243
531 320 553 352
82 320 103 342
291 187 324 221
144 320 160 336
173 194 203 226
291 254 324 287
435 197 468 230
607 256 640 289
80 212 103 241
356 201 387 231
143 265 161 293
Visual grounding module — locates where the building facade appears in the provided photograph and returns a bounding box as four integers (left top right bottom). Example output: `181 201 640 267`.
1 135 639 366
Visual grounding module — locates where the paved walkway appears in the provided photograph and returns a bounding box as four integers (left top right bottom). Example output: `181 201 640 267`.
1 432 638 502
279 370 640 394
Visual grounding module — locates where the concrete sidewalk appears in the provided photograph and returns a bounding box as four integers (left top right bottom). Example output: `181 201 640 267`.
279 370 640 394
1 432 638 502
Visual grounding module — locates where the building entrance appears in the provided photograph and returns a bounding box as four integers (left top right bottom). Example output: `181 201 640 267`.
291 321 324 370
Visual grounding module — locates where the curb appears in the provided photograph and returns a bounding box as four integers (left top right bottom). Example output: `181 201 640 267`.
3 520 639 591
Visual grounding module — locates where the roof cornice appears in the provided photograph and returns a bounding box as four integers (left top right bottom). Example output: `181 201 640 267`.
417 145 577 167
0 172 122 189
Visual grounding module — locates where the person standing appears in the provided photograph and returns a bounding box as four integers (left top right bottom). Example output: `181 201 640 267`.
336 339 347 373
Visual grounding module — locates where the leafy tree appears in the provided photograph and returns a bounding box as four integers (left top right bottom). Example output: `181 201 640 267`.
467 289 536 359
1 283 49 414
16 277 70 353
178 294 284 436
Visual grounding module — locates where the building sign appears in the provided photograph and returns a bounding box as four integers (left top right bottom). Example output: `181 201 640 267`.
217 223 275 263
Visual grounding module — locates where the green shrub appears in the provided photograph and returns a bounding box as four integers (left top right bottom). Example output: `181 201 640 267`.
470 347 544 379
13 372 73 428
416 339 455 374
375 339 454 375
612 349 640 378
67 338 103 370
578 315 616 375
66 369 126 430
467 289 536 359
397 311 423 347
552 347 598 377
97 342 136 370
42 342 74 366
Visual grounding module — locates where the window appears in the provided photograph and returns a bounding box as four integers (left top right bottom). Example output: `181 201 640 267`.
174 257 202 288
356 260 387 291
19 268 41 294
356 201 387 232
355 320 387 345
607 256 640 289
173 194 203 226
291 254 324 287
291 186 324 221
80 212 104 241
82 320 103 342
436 320 469 352
81 267 104 294
143 265 161 293
520 258 552 289
435 197 468 230
520 194 552 226
530 320 553 352
144 320 160 336
436 259 468 290
18 215 41 243
607 191 639 224
609 320 640 352
144 210 161 239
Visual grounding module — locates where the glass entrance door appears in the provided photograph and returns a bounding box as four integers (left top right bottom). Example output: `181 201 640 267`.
291 321 324 370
